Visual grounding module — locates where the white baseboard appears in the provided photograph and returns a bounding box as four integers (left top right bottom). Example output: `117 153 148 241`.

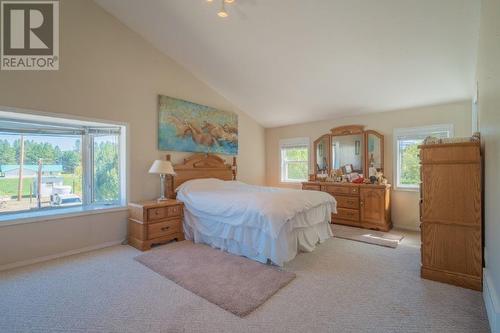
393 223 420 232
484 269 500 333
0 239 125 272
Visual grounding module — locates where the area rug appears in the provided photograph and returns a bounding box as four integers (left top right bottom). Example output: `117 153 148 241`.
332 224 404 248
134 241 296 317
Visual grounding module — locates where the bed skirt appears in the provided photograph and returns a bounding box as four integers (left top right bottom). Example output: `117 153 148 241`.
182 204 333 266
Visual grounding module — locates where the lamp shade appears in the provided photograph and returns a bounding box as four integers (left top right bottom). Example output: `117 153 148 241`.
148 160 175 175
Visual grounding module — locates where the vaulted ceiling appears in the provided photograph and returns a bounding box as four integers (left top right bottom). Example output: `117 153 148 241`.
95 0 481 127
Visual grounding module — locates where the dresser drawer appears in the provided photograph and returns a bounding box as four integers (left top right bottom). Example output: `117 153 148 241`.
323 185 359 196
333 208 360 222
303 184 321 191
335 196 359 209
148 219 182 239
148 205 182 221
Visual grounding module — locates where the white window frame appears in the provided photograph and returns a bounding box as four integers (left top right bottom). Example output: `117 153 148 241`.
88 132 124 206
0 108 128 223
393 124 454 191
279 137 310 183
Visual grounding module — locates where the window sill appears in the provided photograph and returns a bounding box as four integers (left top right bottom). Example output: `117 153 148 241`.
280 181 306 184
0 205 128 228
393 187 420 192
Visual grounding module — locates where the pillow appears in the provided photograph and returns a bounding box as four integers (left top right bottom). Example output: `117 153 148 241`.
175 178 225 193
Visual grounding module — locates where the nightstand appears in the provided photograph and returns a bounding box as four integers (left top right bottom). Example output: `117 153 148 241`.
128 199 184 251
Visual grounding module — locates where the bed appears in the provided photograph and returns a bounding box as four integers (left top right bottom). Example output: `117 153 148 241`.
167 154 337 266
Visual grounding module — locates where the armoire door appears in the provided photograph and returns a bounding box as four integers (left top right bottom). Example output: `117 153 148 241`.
360 188 385 225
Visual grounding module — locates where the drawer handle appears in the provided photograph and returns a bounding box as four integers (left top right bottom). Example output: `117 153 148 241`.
161 226 170 231
360 200 364 207
155 210 160 215
347 200 355 205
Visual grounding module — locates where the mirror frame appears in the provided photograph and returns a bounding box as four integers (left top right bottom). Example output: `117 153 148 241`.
311 125 385 178
331 126 365 174
364 130 384 173
313 134 331 174
330 125 365 136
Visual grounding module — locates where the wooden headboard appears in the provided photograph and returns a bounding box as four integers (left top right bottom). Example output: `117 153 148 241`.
165 154 237 199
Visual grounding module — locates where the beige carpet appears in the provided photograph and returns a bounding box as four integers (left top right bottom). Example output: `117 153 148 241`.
0 230 489 333
134 241 296 317
332 224 405 248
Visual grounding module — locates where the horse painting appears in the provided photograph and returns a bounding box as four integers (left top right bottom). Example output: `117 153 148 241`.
158 95 238 155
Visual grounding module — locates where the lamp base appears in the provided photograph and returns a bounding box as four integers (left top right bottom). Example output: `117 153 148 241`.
158 174 170 202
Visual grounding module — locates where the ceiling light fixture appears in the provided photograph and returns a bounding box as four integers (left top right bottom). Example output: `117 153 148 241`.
207 0 234 18
217 6 229 18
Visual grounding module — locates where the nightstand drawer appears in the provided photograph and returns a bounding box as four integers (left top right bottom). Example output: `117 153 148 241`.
128 199 184 251
148 219 182 239
148 205 182 221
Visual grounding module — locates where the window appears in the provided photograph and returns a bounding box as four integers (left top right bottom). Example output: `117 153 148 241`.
280 137 309 183
0 110 126 218
394 124 453 190
92 134 120 203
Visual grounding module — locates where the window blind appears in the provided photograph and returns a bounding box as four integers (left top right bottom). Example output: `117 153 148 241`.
0 119 121 136
279 137 309 148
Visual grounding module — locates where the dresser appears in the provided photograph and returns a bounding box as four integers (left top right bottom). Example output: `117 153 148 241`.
419 142 483 290
302 182 391 231
128 200 184 251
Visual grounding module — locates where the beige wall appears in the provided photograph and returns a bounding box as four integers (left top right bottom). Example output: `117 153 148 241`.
265 101 472 230
0 0 265 267
477 0 500 330
0 210 128 270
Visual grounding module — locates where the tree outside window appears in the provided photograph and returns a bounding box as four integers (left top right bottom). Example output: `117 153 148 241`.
395 125 453 190
280 138 309 182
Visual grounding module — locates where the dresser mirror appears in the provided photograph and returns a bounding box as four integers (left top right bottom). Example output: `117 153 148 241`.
314 134 331 173
311 125 384 178
332 134 364 173
365 130 384 171
305 125 390 232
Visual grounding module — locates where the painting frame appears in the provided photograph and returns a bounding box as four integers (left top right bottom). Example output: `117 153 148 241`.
158 95 238 155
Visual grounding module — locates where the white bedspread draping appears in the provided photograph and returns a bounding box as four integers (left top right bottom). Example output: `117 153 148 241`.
176 179 337 266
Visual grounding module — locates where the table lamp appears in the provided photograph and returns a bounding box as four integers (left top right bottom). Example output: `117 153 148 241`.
149 160 176 201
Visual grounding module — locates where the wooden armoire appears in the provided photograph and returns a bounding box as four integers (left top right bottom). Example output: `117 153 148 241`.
419 141 483 291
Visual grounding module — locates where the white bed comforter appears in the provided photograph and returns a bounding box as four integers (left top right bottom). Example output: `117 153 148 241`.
176 178 336 239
